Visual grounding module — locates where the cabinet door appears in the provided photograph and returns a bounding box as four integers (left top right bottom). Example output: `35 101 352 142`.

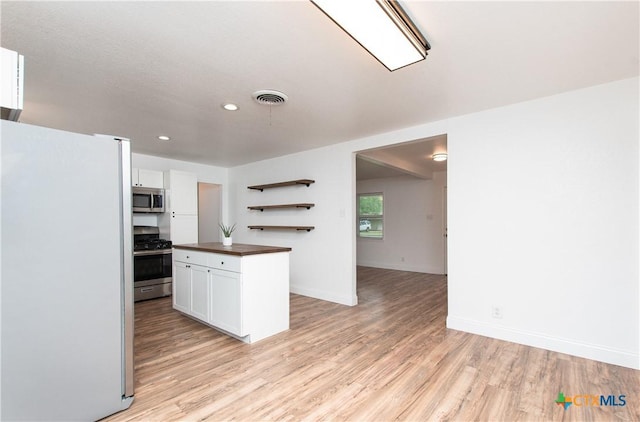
171 214 198 245
209 269 244 336
169 170 197 214
138 169 164 189
132 167 140 187
173 261 191 313
190 265 209 321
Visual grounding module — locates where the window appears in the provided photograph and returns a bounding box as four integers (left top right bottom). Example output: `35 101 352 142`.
358 193 383 239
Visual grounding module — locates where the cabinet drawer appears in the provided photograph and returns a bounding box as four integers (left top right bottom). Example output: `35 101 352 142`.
173 249 208 266
207 254 241 272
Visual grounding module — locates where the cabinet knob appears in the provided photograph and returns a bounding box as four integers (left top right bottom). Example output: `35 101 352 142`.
221 262 224 265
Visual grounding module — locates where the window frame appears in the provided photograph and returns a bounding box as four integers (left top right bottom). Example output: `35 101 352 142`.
357 192 384 239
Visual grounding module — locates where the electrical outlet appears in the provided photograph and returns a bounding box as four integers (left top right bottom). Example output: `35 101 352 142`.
491 306 503 319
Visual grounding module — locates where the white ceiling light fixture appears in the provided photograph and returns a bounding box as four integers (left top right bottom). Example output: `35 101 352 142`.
222 103 239 111
310 0 430 71
157 135 170 141
432 153 447 162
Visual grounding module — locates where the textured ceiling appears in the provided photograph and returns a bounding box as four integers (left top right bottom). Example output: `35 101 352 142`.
357 134 447 180
1 1 638 168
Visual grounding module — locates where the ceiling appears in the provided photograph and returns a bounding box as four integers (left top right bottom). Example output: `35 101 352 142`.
1 1 638 170
356 134 446 180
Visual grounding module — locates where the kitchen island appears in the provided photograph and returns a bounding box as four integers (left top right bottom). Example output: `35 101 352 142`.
172 242 291 343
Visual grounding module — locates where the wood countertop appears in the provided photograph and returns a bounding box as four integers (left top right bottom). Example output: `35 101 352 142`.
173 242 291 256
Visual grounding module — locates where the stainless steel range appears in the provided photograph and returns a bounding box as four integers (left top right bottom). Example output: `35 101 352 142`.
133 226 172 301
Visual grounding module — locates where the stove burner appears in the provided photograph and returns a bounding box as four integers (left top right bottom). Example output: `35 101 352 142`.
133 238 172 251
133 226 172 251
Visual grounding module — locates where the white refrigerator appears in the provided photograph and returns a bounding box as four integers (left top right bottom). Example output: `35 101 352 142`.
1 120 134 420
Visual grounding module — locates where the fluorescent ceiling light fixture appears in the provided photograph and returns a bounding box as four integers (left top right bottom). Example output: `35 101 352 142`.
222 103 239 111
157 135 170 141
311 0 430 71
432 153 447 162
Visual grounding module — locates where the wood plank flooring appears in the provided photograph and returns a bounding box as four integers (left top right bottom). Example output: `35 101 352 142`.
104 267 640 421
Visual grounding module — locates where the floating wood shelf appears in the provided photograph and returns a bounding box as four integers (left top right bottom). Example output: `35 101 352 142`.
247 179 315 191
248 225 315 232
248 203 315 212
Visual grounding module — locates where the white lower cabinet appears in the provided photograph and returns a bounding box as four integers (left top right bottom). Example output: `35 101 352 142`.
173 259 211 322
172 248 289 343
173 261 191 314
209 269 244 336
190 265 210 322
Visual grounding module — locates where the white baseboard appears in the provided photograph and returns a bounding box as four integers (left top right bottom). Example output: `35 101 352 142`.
357 261 444 274
290 284 357 306
447 316 639 370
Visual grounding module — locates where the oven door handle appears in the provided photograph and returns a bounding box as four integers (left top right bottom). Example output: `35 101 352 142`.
133 249 172 256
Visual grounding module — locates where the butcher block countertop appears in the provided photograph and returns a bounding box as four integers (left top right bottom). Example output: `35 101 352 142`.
173 242 291 256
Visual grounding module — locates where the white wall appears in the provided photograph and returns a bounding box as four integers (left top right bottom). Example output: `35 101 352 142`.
357 172 446 274
229 144 357 305
228 76 639 369
445 77 639 368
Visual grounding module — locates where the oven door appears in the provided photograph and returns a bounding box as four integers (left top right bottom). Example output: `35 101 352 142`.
133 249 172 287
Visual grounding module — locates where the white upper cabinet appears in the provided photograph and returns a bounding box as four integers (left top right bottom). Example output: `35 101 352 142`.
165 170 198 215
158 169 198 244
132 168 163 188
169 214 198 245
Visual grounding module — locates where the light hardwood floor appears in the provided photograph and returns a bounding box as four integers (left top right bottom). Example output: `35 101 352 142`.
105 267 639 421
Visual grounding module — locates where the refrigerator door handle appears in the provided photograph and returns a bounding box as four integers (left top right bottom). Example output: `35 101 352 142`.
118 139 135 399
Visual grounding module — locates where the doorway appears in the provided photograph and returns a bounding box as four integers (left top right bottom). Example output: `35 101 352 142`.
198 183 221 243
355 134 448 277
443 186 448 275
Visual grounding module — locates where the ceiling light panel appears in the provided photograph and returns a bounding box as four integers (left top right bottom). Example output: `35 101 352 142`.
311 0 429 71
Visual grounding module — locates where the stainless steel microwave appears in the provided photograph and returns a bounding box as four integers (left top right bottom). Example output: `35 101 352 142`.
132 187 165 213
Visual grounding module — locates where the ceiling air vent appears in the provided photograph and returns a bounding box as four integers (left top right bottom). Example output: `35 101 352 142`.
253 90 288 106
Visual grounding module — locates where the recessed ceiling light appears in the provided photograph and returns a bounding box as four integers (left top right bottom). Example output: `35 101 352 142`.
158 135 170 141
432 153 448 162
222 103 239 111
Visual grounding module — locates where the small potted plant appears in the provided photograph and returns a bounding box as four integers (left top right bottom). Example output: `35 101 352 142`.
219 223 236 247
